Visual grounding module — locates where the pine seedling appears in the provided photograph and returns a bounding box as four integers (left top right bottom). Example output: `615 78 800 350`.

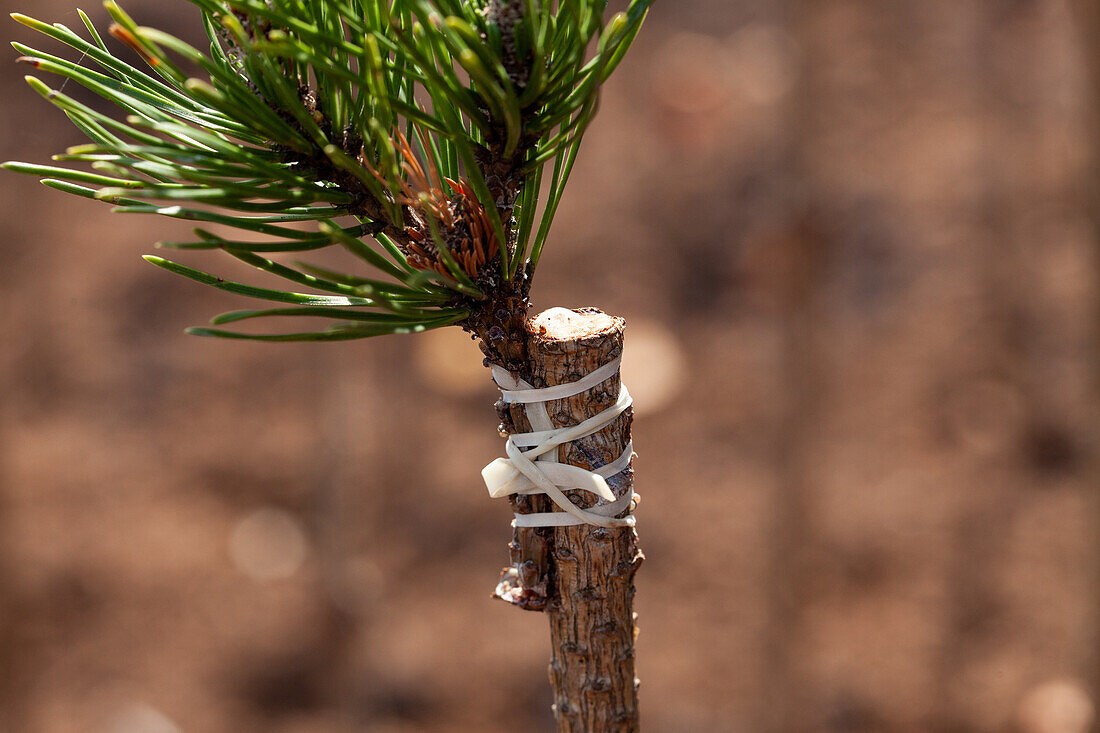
5 1 652 729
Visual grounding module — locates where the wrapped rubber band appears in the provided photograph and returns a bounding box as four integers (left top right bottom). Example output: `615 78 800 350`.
482 356 637 529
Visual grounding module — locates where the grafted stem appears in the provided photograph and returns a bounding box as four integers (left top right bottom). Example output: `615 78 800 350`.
491 307 643 732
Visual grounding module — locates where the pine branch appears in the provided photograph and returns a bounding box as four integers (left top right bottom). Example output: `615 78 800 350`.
4 0 651 350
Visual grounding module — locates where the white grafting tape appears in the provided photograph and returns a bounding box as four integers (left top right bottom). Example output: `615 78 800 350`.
482 356 637 528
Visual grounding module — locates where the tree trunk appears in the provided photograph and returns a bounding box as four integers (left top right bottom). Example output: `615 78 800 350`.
492 307 644 732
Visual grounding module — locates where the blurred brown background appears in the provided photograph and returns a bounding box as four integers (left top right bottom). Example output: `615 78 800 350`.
2 1 1099 731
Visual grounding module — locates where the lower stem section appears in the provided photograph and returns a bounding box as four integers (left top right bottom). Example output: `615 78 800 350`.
548 523 643 731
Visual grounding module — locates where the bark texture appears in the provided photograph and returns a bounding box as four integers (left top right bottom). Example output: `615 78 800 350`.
493 307 643 732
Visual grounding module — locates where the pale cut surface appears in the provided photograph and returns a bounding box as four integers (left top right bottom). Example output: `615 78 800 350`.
531 307 619 342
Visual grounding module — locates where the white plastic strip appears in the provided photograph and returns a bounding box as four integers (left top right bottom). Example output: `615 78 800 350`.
482 356 637 529
495 357 622 404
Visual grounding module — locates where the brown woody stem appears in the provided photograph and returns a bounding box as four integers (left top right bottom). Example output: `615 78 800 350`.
492 307 643 732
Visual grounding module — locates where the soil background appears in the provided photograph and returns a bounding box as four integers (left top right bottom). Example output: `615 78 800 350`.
1 1 1098 732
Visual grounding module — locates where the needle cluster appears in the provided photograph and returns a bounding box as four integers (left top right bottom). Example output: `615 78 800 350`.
4 0 650 343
